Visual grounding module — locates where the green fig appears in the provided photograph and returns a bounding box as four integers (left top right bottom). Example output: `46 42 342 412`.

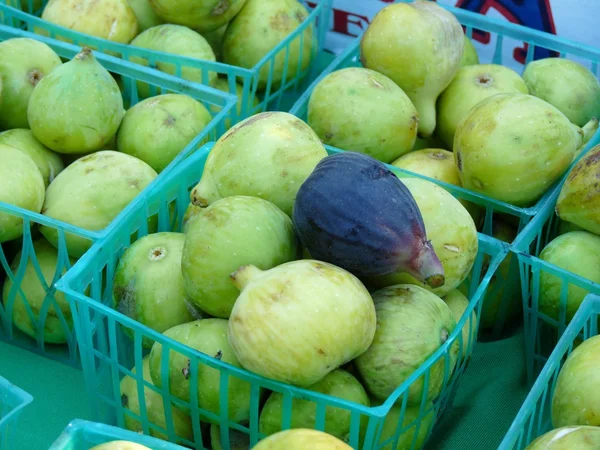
148 0 246 32
0 37 62 130
0 144 45 243
0 129 64 187
443 289 477 363
538 231 600 323
454 93 599 206
222 0 315 91
436 64 528 149
181 196 298 319
525 426 600 450
556 144 600 235
460 35 479 66
40 0 139 44
116 94 213 173
209 78 261 130
307 67 419 163
2 238 76 344
130 24 217 97
27 47 125 155
252 429 353 450
190 112 327 216
126 0 163 32
40 151 157 258
361 1 464 138
120 356 193 442
523 57 600 127
259 369 370 440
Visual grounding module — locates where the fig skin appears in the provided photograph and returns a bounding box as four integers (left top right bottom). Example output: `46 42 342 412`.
127 0 163 32
252 429 353 450
460 35 479 66
148 0 247 32
556 144 600 235
361 1 464 138
524 426 600 450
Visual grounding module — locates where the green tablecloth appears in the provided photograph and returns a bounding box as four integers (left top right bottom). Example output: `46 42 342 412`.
2 328 530 450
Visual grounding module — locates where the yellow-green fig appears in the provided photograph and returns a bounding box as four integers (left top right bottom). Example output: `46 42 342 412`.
443 289 477 363
228 261 377 387
0 37 62 130
148 0 246 32
126 0 163 32
436 64 528 149
454 93 599 206
538 231 600 324
361 1 464 138
252 429 353 450
27 47 125 155
130 24 217 97
2 238 75 343
523 57 600 127
525 426 600 450
556 144 600 235
119 356 193 441
0 144 45 243
190 112 327 216
307 67 419 163
40 151 157 258
222 0 315 91
90 442 152 450
0 129 64 187
460 35 479 66
41 0 139 44
552 335 600 428
117 94 212 173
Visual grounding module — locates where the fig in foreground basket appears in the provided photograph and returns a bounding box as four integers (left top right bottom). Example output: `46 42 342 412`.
293 152 445 285
556 144 600 235
524 426 600 450
90 442 151 450
460 35 479 67
228 260 376 387
190 112 327 216
252 429 353 450
354 285 458 405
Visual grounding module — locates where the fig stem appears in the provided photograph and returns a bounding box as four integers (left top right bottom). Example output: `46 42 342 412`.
76 47 94 61
230 265 263 290
581 118 599 146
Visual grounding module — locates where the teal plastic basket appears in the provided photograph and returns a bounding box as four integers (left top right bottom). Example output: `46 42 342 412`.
289 1 600 339
0 377 33 450
50 419 188 449
512 180 600 385
0 25 237 367
56 141 508 450
498 294 600 450
0 0 332 127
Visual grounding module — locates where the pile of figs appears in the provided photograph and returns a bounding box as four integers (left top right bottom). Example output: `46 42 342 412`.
29 0 316 107
0 38 215 343
110 108 479 449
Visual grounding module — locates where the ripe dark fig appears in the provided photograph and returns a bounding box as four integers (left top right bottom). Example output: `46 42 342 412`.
292 151 445 288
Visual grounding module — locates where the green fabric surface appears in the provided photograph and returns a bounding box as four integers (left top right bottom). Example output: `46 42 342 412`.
3 328 530 450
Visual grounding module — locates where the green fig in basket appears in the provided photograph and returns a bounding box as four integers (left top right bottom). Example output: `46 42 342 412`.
354 284 458 406
0 144 45 243
523 57 600 127
90 442 152 450
222 0 315 90
113 232 204 349
127 0 163 32
552 335 600 428
253 429 353 450
40 151 157 258
524 426 600 450
307 67 419 163
0 129 64 187
228 261 377 387
28 47 125 155
556 144 600 235
41 0 139 44
443 289 477 364
190 112 327 216
361 1 464 138
2 238 76 344
120 356 193 442
0 37 62 130
130 24 217 97
259 369 370 440
148 0 246 32
181 196 298 319
454 93 599 206
149 318 252 424
460 35 479 67
117 94 212 173
538 231 600 324
436 64 528 149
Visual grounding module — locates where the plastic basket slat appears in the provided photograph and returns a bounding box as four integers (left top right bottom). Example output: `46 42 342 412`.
288 0 600 339
0 377 32 450
499 295 600 450
0 25 237 366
